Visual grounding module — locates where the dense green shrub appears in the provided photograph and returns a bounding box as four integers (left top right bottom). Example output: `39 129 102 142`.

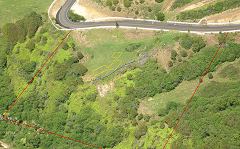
171 81 240 148
192 37 206 53
26 39 36 51
1 12 42 45
155 12 165 21
123 0 132 8
208 72 213 79
171 50 178 60
68 10 86 22
134 124 148 139
132 42 240 98
125 43 141 52
177 0 240 20
180 50 188 57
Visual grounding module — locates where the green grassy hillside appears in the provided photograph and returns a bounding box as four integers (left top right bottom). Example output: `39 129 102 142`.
0 0 52 26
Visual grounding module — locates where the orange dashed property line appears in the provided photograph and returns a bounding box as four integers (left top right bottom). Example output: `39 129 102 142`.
0 117 101 149
162 34 228 149
3 31 72 116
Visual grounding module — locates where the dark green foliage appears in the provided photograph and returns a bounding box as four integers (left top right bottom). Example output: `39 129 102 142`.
177 0 240 20
1 12 42 46
0 73 15 114
24 12 43 38
171 81 240 148
125 43 141 52
168 61 173 67
123 0 132 8
2 23 20 45
40 36 48 45
218 32 227 45
68 107 124 148
139 0 145 4
179 35 193 49
68 10 86 22
138 114 143 120
26 39 36 51
208 72 213 79
155 12 165 21
179 34 206 52
155 0 164 3
117 95 139 119
133 60 167 98
53 61 88 80
180 50 187 57
134 124 147 139
132 42 240 98
69 63 88 77
192 37 206 53
171 50 178 60
0 51 7 69
77 51 84 59
158 101 181 116
62 43 69 50
22 61 36 74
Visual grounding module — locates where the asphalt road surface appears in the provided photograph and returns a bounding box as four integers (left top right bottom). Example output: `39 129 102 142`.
56 0 240 33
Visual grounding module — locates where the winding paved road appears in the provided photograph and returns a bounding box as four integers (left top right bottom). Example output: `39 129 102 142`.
56 0 240 33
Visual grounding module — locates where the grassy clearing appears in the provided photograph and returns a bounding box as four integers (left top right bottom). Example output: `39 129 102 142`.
0 0 52 26
80 30 181 79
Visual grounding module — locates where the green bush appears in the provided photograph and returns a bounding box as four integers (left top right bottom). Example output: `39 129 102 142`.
125 43 141 52
26 40 35 51
180 50 188 57
155 12 165 21
68 10 86 22
123 0 132 8
171 50 178 60
134 124 147 139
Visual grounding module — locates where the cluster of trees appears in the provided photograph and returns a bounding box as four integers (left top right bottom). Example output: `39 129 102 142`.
179 34 206 52
177 0 240 20
68 10 86 22
52 56 87 83
67 107 125 148
2 12 42 46
169 81 240 148
129 40 240 98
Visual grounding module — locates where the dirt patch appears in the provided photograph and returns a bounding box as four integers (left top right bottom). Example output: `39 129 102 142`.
74 0 130 19
71 31 90 47
205 8 240 23
138 99 154 115
203 34 218 46
122 29 155 40
97 81 114 97
162 0 175 12
0 141 9 149
153 48 172 70
179 0 216 12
